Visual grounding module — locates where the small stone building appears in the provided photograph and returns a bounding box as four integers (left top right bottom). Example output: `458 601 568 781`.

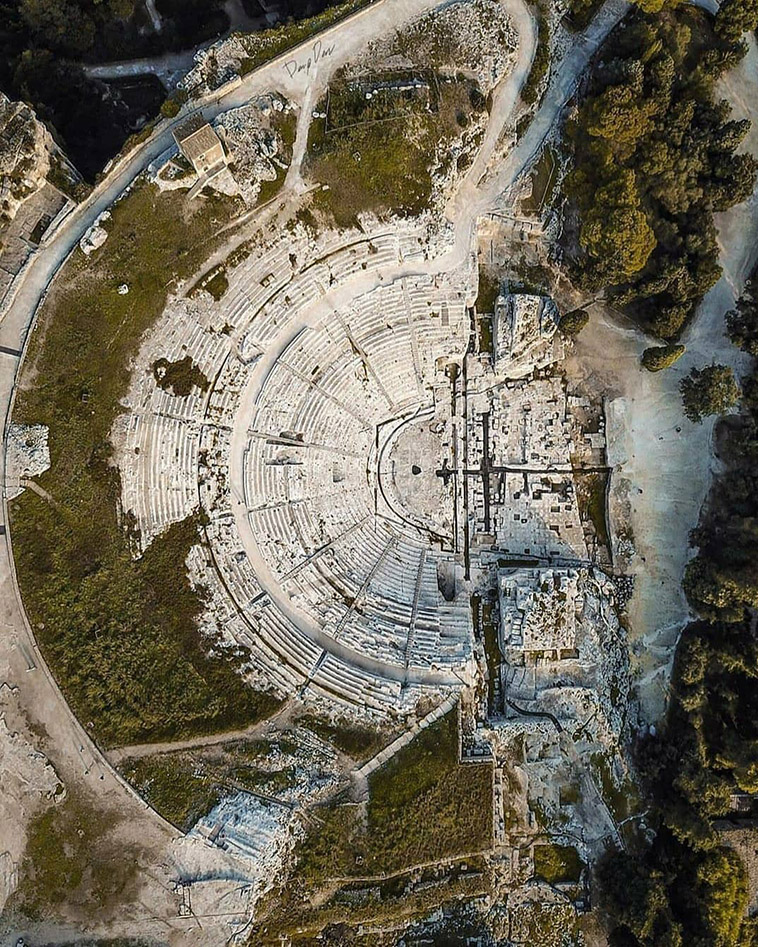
173 115 226 176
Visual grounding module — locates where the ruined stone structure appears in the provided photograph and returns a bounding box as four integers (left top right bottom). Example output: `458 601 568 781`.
493 292 561 377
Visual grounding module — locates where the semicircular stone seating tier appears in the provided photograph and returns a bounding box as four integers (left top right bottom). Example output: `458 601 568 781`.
117 223 477 715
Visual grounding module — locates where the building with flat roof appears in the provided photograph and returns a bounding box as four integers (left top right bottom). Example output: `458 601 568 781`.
173 115 226 176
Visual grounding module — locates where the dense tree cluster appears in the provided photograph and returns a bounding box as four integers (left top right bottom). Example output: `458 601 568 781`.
726 274 758 354
592 4 758 937
0 0 228 178
601 262 758 946
600 837 753 947
715 0 758 44
566 5 757 339
0 0 227 67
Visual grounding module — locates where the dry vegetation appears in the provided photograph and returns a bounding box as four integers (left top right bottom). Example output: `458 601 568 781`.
306 73 487 224
8 788 142 923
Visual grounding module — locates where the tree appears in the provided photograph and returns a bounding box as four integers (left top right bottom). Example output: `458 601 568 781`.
584 62 658 148
726 292 758 355
679 364 740 423
710 152 758 212
684 556 758 622
558 308 590 337
642 344 685 371
19 0 95 54
649 305 692 340
580 169 657 281
716 0 758 44
160 98 182 118
109 0 135 19
690 848 749 946
634 0 669 11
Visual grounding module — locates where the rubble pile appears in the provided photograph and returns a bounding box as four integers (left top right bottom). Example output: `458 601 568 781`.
181 36 252 98
6 423 50 499
172 792 303 921
79 210 111 255
216 96 291 205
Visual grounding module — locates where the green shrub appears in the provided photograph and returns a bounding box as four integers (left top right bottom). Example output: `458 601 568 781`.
558 308 589 337
680 364 740 423
521 1 551 106
160 98 181 118
533 843 584 883
641 344 685 371
152 356 209 396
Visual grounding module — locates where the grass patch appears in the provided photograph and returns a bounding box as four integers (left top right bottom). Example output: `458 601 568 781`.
365 711 492 872
254 863 490 944
590 752 637 822
254 107 297 207
509 899 578 946
10 789 140 921
307 74 484 223
477 597 502 714
522 146 557 216
235 0 372 78
576 472 609 548
533 843 584 884
475 267 501 314
204 270 229 300
251 712 493 941
120 756 221 831
296 710 493 885
478 315 494 356
190 264 229 300
296 712 390 761
11 180 280 747
559 782 581 806
119 738 299 830
257 167 287 206
153 355 209 395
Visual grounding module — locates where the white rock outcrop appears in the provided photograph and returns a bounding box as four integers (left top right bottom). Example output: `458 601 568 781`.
6 423 50 499
0 93 55 229
80 210 111 255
